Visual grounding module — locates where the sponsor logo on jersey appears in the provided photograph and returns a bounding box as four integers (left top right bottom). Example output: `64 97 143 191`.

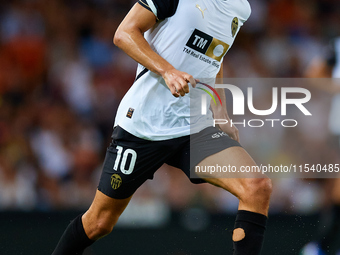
231 17 239 37
126 107 134 118
185 29 229 62
111 174 122 190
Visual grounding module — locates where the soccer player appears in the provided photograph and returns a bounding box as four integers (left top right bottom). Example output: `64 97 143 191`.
52 1 272 254
300 37 340 255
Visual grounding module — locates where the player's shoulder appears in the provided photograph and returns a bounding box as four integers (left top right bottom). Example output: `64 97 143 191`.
138 0 180 20
138 0 251 21
218 0 252 21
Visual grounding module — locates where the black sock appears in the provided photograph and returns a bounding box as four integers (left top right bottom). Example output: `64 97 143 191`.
232 210 267 255
52 214 94 255
319 204 340 252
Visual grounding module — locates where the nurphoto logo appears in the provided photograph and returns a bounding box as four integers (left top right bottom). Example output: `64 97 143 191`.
200 84 312 128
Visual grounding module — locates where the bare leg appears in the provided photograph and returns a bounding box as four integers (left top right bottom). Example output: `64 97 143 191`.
197 146 272 255
198 147 272 215
52 190 131 255
82 190 132 240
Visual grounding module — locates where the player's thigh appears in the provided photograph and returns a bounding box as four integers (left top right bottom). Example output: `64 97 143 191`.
168 126 241 184
197 146 270 199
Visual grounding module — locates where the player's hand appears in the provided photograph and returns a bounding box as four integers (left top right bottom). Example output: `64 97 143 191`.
162 69 196 97
218 122 240 143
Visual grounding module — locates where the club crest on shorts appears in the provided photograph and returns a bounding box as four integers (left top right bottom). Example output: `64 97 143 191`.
111 174 122 190
231 17 238 37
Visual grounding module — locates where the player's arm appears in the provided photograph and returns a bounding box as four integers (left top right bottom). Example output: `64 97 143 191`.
211 63 240 142
113 3 195 97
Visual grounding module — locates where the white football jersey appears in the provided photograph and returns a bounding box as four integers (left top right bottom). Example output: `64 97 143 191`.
114 0 251 140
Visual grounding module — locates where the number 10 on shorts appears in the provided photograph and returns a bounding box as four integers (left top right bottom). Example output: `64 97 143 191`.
113 146 137 175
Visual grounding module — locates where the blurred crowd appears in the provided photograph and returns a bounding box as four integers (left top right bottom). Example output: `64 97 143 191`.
0 0 340 215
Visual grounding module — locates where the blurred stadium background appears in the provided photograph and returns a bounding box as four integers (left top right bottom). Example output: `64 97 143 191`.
0 0 340 254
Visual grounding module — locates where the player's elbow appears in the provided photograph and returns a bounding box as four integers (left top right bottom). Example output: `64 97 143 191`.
113 29 124 48
114 25 142 49
113 25 131 49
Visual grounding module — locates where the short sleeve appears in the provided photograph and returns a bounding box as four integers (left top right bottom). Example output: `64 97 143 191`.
325 40 337 67
138 0 179 20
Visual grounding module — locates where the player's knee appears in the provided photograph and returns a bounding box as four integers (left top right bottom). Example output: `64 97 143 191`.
90 216 118 239
84 213 119 240
95 220 115 237
242 178 272 203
